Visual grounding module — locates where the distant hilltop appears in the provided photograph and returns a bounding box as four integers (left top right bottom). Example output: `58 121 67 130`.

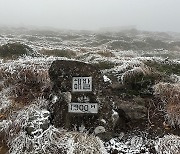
99 25 137 32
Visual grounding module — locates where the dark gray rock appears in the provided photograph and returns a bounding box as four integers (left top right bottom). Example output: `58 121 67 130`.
48 60 114 131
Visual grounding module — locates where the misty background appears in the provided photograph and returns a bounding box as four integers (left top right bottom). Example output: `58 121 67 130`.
0 0 180 32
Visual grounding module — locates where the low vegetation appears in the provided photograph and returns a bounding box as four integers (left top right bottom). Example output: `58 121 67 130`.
0 28 180 153
0 43 34 59
39 49 77 58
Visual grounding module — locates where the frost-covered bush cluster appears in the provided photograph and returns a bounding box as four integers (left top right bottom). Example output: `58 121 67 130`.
6 102 106 154
0 43 34 59
8 127 107 154
1 97 107 154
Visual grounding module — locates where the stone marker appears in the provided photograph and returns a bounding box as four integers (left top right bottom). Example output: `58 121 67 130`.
48 60 114 132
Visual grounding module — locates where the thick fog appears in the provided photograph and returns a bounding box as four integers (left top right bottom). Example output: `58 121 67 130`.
0 0 180 32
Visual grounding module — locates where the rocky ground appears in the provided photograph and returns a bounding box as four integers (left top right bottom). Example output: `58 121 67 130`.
0 27 180 154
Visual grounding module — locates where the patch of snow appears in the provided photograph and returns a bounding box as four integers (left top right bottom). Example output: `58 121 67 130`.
103 75 111 83
94 126 106 135
100 119 106 124
105 133 154 154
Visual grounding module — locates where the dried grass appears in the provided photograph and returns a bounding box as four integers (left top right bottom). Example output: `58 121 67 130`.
165 103 180 127
97 51 115 57
39 49 77 58
153 82 180 127
121 64 155 85
0 58 51 106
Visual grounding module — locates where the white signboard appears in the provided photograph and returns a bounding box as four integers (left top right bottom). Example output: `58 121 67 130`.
72 77 92 92
68 103 98 114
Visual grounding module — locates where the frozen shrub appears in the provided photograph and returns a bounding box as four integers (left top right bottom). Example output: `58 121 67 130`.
165 103 180 127
144 59 180 76
8 127 107 154
153 82 180 127
39 49 77 58
121 64 156 90
0 57 53 105
11 68 50 104
97 50 115 57
155 135 180 154
7 102 107 154
153 82 180 105
0 43 34 59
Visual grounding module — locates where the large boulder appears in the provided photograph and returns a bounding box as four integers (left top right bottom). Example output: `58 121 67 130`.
48 60 114 132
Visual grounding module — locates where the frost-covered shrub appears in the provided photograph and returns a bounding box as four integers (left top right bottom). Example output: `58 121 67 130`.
11 68 50 104
0 57 58 105
165 104 180 127
153 82 180 104
144 59 180 76
120 64 157 96
5 97 107 154
0 43 34 59
8 126 70 154
121 64 155 85
97 50 115 57
39 49 77 58
7 102 106 154
153 82 180 127
7 101 49 138
170 74 180 83
8 127 107 154
155 135 180 154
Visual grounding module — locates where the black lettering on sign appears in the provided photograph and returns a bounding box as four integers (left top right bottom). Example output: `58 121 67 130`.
84 105 88 111
79 105 83 111
71 104 73 110
91 104 96 109
82 78 91 90
74 104 78 110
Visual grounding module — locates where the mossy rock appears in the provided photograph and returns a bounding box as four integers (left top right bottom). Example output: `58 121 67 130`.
48 60 114 131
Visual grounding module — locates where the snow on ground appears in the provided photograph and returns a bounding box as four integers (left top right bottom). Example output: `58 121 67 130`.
104 131 156 154
0 30 180 153
0 55 179 153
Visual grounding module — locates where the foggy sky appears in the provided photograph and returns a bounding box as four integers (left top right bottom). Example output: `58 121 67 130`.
0 0 180 32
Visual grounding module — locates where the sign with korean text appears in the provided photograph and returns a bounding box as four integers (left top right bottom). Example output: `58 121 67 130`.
72 77 92 92
68 103 98 114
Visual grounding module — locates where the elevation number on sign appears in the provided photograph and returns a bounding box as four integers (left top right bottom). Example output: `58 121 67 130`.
68 103 98 114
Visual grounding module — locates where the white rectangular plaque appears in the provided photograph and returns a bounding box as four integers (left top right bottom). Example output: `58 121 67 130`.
72 77 92 92
68 103 98 114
